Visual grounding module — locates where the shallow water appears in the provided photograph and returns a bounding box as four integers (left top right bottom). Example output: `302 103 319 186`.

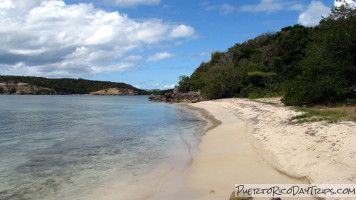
0 95 205 200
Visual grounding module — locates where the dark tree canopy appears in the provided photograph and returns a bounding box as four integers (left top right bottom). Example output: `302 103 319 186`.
0 76 147 95
179 6 356 106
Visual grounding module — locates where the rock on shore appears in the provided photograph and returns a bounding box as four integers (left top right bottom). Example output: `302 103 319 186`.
90 88 138 95
149 91 203 103
0 82 57 95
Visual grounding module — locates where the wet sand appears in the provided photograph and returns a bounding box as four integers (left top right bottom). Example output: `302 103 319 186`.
184 98 355 200
185 101 310 200
82 98 355 200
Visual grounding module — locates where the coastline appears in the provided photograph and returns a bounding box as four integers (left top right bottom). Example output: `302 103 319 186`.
77 103 213 200
186 98 355 200
78 98 355 200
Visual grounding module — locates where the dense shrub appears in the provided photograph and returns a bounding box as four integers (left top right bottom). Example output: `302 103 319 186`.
179 6 355 106
283 6 356 105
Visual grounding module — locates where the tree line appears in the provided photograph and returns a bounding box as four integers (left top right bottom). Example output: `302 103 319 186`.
0 76 147 95
179 6 355 106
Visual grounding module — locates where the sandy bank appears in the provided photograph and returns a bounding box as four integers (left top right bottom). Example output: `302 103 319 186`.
187 98 355 200
80 98 355 200
187 100 307 200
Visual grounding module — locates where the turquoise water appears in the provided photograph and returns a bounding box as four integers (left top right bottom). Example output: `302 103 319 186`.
0 95 205 200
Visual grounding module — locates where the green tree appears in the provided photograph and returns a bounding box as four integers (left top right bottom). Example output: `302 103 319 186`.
177 6 355 105
9 87 16 94
0 76 146 94
283 6 356 105
201 65 240 99
178 75 192 93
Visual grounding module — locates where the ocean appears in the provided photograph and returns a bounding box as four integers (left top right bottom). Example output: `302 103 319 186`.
0 95 206 200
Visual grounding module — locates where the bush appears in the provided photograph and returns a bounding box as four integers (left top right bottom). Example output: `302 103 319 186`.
201 65 240 99
283 6 356 106
178 6 355 106
9 87 16 94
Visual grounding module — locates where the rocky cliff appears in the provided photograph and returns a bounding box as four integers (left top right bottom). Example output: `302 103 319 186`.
90 88 138 95
0 82 57 95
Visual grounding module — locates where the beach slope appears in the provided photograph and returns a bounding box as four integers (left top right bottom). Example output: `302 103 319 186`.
187 98 355 199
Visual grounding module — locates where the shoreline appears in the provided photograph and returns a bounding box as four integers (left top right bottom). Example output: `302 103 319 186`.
145 98 315 200
77 104 212 200
79 98 355 200
186 98 355 200
186 100 311 200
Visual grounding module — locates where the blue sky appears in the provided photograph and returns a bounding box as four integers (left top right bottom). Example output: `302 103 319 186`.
0 0 340 89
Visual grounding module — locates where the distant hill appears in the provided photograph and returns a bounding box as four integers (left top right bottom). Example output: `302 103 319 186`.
0 75 147 95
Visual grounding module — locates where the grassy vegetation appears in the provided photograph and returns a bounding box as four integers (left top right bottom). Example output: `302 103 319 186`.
290 106 356 123
252 99 280 105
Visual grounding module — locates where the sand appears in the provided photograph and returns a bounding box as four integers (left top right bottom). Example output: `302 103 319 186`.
186 98 356 200
82 98 355 200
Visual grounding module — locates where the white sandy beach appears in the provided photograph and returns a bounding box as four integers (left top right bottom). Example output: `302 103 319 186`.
82 98 355 200
185 98 356 200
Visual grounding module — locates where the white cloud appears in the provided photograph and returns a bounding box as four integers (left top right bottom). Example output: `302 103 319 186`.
298 1 331 26
90 63 136 74
174 41 184 46
205 3 235 15
335 0 356 8
0 0 45 16
199 52 208 57
240 0 284 13
287 4 304 11
124 55 143 62
0 0 13 9
106 0 160 7
148 52 174 61
163 84 175 89
170 25 196 38
239 0 303 13
0 0 195 77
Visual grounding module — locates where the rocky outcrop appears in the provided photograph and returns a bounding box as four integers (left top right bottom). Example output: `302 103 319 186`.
149 91 203 103
90 88 138 95
0 82 57 95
